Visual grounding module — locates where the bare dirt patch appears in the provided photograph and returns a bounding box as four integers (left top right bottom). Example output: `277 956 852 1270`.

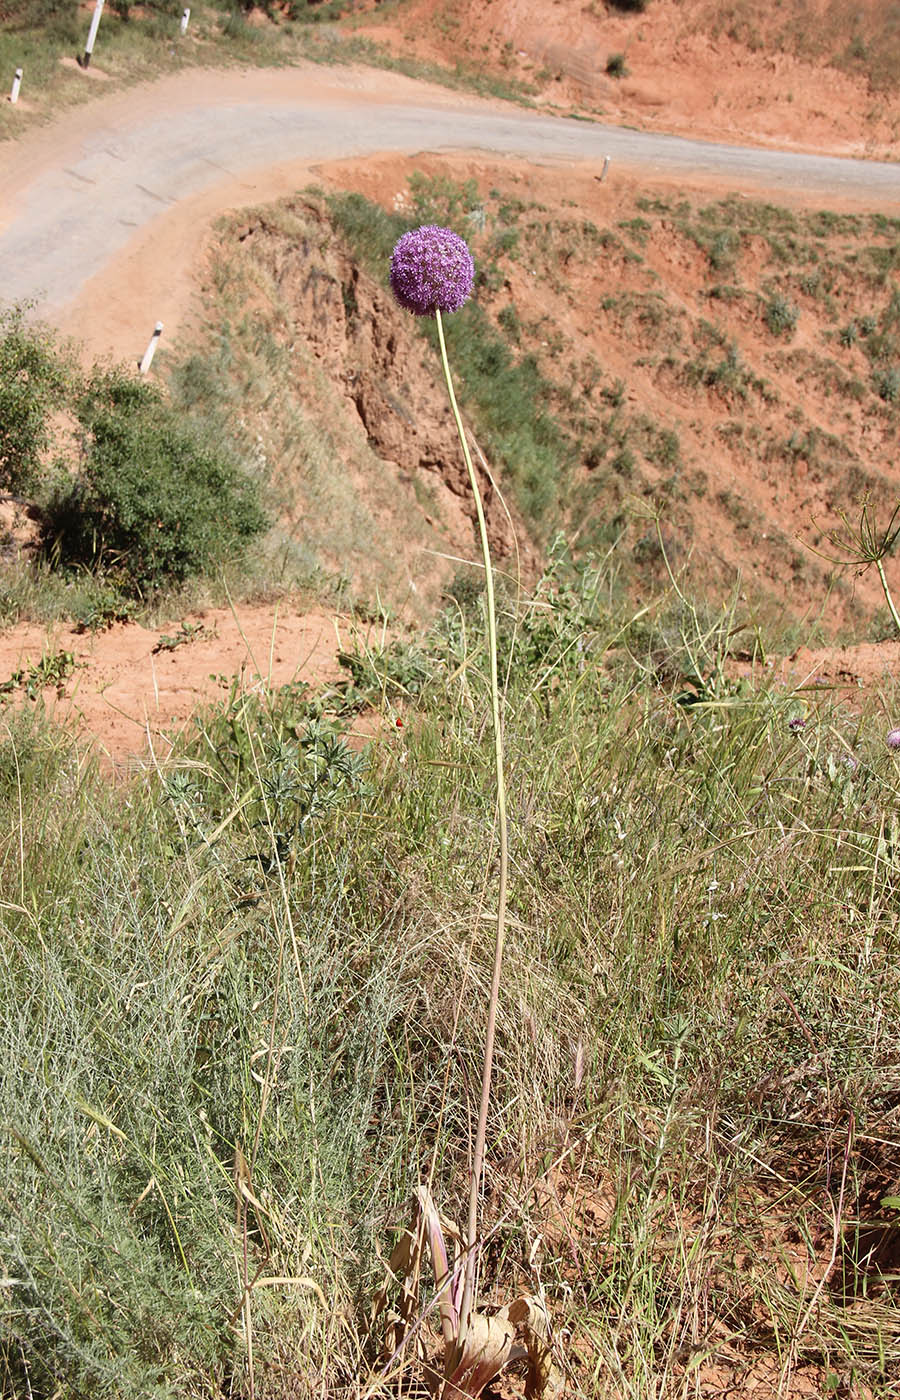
0 603 345 766
353 0 900 159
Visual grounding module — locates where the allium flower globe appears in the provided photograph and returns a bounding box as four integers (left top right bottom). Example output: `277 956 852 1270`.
887 728 900 749
389 225 475 316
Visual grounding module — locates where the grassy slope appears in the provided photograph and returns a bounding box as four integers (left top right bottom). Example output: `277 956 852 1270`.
3 557 900 1397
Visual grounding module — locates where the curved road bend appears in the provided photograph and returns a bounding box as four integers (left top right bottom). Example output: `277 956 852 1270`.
2 64 898 324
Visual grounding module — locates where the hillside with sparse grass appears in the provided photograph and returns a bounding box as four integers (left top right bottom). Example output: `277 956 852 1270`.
168 164 900 641
354 0 900 156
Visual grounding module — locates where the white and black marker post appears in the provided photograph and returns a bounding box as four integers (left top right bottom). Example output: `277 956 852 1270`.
600 155 610 183
80 0 105 69
139 322 163 375
180 7 190 35
9 68 22 104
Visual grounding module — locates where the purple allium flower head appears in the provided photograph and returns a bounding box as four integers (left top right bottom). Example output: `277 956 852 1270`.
389 225 475 317
788 717 807 732
887 728 900 750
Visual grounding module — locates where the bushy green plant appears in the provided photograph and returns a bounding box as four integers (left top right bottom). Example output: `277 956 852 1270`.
708 228 739 271
875 366 900 403
496 303 521 344
605 51 629 77
764 293 799 337
282 0 357 20
44 368 266 593
0 0 75 28
0 306 73 493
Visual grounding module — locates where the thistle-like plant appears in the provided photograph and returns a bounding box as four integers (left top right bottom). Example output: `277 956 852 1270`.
807 499 900 636
376 225 560 1396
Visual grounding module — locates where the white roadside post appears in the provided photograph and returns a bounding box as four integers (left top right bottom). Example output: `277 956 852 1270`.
80 0 105 70
600 155 610 183
9 68 22 104
139 322 163 375
180 8 190 35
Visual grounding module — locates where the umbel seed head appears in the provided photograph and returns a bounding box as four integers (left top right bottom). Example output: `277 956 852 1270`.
390 225 475 316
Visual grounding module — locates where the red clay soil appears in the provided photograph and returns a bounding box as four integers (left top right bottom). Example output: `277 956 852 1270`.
353 0 900 160
307 152 900 623
0 603 348 768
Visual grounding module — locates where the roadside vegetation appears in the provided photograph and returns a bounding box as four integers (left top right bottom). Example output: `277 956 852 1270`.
0 0 536 142
0 305 266 609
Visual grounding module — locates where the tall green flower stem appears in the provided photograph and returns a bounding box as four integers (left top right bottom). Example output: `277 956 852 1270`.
875 557 900 636
434 307 509 1344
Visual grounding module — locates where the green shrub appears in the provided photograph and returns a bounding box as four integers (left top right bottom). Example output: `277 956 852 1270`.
282 0 357 21
764 294 799 337
707 229 739 270
497 303 522 344
606 51 629 77
0 307 73 494
875 367 900 403
612 445 635 477
44 369 266 593
0 0 76 28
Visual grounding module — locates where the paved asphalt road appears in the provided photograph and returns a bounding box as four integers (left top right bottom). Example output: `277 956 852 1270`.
2 64 898 317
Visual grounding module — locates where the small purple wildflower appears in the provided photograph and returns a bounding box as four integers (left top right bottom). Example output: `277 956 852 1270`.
389 225 475 317
788 717 807 732
887 728 900 750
